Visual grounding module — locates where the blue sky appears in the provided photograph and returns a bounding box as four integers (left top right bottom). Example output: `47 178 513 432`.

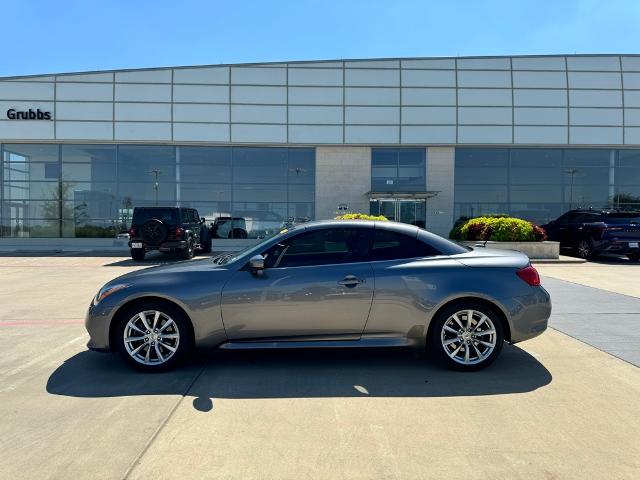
2 0 640 77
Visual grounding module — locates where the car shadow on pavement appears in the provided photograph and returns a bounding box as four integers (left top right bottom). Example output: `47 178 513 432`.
47 343 551 411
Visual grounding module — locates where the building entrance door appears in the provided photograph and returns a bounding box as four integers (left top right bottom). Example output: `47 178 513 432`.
370 199 426 228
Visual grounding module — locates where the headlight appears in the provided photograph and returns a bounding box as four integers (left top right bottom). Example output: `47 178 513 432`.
93 284 129 305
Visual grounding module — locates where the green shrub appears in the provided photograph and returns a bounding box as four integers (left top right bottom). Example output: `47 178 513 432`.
450 216 547 242
335 213 389 221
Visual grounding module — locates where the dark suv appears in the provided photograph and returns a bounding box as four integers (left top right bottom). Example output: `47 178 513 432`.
128 207 212 261
542 209 640 260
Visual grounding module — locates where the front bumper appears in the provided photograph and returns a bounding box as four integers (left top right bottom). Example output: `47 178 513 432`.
85 301 114 352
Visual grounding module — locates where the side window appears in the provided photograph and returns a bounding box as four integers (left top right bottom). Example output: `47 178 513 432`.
557 213 578 224
265 228 370 268
371 229 440 261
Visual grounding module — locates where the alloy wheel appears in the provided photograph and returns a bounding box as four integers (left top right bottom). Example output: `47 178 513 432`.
123 310 180 365
577 240 591 259
440 309 497 365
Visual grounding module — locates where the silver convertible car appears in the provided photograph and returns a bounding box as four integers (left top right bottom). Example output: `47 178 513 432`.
86 220 551 372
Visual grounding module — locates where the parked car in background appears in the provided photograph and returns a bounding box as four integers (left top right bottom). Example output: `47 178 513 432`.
542 209 640 260
86 220 551 373
128 207 212 261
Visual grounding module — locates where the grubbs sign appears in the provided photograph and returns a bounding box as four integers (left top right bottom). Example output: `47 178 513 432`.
6 108 52 120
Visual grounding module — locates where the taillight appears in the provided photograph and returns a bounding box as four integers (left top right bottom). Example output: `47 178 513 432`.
128 227 136 236
516 265 540 286
175 227 184 238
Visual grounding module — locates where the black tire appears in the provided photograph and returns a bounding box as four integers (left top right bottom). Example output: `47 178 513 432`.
576 239 594 260
428 301 504 372
115 300 194 373
628 253 640 262
229 228 247 239
179 238 194 260
201 236 212 254
130 248 145 261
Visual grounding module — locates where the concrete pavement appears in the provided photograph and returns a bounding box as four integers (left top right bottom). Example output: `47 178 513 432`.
0 254 639 479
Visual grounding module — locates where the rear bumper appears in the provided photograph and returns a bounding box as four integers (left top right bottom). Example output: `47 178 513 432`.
501 286 551 344
595 239 640 255
128 240 187 251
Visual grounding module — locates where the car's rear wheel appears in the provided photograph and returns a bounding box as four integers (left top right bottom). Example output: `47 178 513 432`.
577 239 594 259
179 238 194 260
201 236 212 253
116 301 193 372
429 301 504 371
131 248 145 261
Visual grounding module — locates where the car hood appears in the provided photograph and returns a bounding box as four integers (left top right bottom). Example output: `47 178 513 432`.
110 258 228 284
451 246 530 268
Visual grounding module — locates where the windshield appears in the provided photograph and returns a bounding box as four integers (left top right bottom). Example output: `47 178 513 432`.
212 227 297 265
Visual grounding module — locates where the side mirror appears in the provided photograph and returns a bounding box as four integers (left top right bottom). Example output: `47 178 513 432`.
248 254 265 274
201 217 206 224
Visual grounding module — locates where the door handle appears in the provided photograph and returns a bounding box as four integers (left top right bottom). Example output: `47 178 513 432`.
338 275 364 286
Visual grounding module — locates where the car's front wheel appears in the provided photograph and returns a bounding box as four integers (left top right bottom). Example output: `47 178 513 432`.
429 301 504 371
116 301 193 372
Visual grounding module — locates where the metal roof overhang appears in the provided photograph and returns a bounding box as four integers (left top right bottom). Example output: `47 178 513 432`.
366 191 440 199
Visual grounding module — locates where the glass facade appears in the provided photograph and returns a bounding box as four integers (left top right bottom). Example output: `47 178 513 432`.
371 148 426 192
454 148 640 225
0 144 315 239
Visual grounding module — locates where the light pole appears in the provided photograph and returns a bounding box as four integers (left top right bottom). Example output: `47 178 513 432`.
148 169 164 206
564 168 578 209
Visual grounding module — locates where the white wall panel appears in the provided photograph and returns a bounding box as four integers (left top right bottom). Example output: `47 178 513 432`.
458 107 511 125
621 57 640 72
457 57 510 70
231 124 286 143
568 72 621 89
345 87 399 105
511 56 566 70
457 70 511 88
345 125 399 143
114 122 171 140
514 89 566 107
344 60 399 69
0 82 54 100
173 85 228 103
514 126 567 144
345 69 399 87
173 123 229 142
401 125 456 143
173 67 229 84
115 70 171 83
115 103 171 121
512 71 566 88
288 68 342 86
115 84 171 102
345 106 399 124
569 90 622 107
401 106 456 125
624 127 640 144
624 90 640 107
402 88 456 105
458 126 512 143
231 86 286 104
56 102 112 120
57 72 113 82
288 87 342 105
401 69 456 87
0 120 54 139
401 58 455 69
288 106 342 124
570 126 622 144
624 109 640 126
514 107 567 125
231 105 286 123
293 61 343 68
231 67 286 85
288 125 342 143
56 121 112 140
570 108 622 126
622 72 640 89
56 83 112 101
566 56 620 71
173 104 228 123
458 89 512 106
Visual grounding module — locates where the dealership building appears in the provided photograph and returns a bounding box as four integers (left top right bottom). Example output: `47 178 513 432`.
1 54 640 249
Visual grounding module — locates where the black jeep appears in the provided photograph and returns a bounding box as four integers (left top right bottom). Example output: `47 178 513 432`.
128 207 212 261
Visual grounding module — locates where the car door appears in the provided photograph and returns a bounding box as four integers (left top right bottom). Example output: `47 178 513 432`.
220 227 374 341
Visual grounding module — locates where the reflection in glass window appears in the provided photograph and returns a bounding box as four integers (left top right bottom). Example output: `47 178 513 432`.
372 148 426 191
